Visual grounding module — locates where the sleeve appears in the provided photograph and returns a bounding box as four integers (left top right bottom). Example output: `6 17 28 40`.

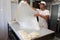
45 10 50 16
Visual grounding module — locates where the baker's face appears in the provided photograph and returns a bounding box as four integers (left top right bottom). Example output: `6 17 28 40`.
40 4 45 9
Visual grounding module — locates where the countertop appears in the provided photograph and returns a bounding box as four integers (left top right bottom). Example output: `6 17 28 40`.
8 21 55 40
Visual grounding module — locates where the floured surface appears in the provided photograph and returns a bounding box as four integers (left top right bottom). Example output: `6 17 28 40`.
8 21 55 40
15 1 40 30
18 30 40 40
18 30 31 40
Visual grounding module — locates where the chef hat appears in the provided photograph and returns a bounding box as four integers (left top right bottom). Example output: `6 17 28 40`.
39 1 46 6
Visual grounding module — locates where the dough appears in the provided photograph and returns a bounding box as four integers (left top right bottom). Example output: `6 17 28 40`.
18 30 40 40
29 32 40 39
15 1 40 30
18 30 31 40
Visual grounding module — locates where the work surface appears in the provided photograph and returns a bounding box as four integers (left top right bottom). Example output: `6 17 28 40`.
8 21 55 40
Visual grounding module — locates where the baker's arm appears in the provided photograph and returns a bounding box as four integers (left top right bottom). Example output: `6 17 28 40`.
39 15 49 20
34 14 49 20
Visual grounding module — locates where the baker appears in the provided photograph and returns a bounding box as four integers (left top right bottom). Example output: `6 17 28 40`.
34 1 50 29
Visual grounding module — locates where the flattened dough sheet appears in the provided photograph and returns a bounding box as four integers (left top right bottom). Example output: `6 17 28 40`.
15 1 40 30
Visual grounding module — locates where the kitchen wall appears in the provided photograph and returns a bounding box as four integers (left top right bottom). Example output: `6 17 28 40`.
0 0 11 40
58 5 60 18
51 1 60 18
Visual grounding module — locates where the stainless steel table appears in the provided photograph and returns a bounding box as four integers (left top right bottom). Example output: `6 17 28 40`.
8 21 55 40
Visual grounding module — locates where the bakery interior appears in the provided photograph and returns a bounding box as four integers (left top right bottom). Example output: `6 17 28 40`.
0 0 60 40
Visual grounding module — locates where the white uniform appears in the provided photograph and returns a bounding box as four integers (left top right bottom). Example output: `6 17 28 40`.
36 9 50 29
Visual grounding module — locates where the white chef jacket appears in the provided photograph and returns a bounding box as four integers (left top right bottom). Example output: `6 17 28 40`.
36 9 50 29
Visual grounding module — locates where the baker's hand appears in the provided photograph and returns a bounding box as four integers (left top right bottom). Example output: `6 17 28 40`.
34 14 40 17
